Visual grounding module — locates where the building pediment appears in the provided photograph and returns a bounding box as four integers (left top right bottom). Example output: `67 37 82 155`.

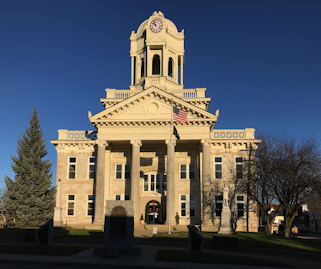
90 87 218 128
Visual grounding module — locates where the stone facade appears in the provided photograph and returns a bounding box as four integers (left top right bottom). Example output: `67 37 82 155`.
51 11 261 232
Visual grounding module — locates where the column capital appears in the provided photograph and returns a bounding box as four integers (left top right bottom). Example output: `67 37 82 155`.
130 139 142 147
201 138 211 146
165 139 176 147
96 140 108 147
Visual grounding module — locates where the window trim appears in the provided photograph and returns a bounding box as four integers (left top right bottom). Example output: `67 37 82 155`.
214 156 223 179
236 195 245 218
179 164 196 180
87 194 95 216
235 156 243 180
68 157 77 179
88 157 96 180
115 164 131 180
67 194 75 216
180 194 196 218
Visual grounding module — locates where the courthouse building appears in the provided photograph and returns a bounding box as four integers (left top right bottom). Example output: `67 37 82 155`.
51 11 261 231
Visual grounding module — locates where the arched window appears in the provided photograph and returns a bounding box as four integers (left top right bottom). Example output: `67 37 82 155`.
152 54 160 75
141 58 145 77
168 57 173 77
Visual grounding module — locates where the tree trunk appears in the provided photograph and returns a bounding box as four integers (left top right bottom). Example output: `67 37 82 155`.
284 216 292 238
266 221 273 234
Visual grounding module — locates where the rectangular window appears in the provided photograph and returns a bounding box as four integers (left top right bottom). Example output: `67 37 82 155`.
180 165 187 179
190 195 196 217
67 195 75 216
215 195 223 217
115 164 131 180
115 194 129 201
144 175 148 191
69 157 76 179
89 157 95 179
151 175 155 191
237 195 245 218
125 194 130 200
181 195 186 216
180 164 196 180
189 164 195 180
180 194 196 217
163 174 167 191
236 157 243 179
115 195 121 200
87 195 94 216
214 157 222 179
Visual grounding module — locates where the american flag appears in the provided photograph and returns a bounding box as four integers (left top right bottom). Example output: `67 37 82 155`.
173 106 187 124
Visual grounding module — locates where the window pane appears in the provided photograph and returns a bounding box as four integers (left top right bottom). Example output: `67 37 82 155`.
116 165 122 179
189 164 195 180
237 196 244 201
90 157 95 163
215 157 222 162
236 157 243 163
125 165 131 179
181 195 186 201
70 158 76 163
125 195 130 200
181 165 186 179
151 175 155 191
115 195 121 200
144 175 148 191
181 203 186 216
88 202 94 216
68 195 74 200
88 195 94 200
163 175 167 191
69 165 76 179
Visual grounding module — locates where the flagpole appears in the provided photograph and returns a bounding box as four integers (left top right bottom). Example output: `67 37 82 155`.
168 99 173 234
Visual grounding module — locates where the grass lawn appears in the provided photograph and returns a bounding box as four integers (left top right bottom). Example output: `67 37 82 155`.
156 249 291 267
156 231 321 254
0 245 88 256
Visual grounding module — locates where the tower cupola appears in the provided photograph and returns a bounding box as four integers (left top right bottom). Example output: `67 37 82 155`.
130 11 185 91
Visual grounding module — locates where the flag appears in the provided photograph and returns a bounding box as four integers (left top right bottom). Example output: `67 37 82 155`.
173 106 187 124
173 126 180 140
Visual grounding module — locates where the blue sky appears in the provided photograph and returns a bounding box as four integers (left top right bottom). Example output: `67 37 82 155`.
1 0 321 190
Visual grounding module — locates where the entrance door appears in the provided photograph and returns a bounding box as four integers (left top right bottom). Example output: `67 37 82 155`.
146 200 160 224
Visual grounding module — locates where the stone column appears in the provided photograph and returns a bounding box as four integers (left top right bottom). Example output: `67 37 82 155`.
201 138 211 224
130 139 142 224
94 140 107 226
166 139 176 225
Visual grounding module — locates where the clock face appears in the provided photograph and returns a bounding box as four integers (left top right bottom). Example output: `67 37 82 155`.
150 19 163 33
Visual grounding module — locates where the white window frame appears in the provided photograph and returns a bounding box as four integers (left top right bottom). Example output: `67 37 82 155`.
179 164 196 180
88 157 96 180
143 173 166 193
87 194 95 216
67 194 75 216
235 156 243 180
115 164 131 180
180 194 196 218
214 156 223 179
236 195 245 218
114 194 131 200
68 157 77 179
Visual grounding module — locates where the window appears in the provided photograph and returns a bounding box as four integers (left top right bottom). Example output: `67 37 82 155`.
152 54 160 75
215 195 223 217
68 157 76 179
67 195 75 216
168 57 173 77
89 157 95 179
141 58 145 77
144 173 166 193
180 194 196 218
237 195 245 218
214 157 222 179
180 164 196 180
236 157 243 179
115 194 130 200
87 195 94 216
115 164 131 180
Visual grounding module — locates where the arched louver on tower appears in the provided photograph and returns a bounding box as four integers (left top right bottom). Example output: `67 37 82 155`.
168 57 173 77
141 58 145 78
152 54 160 75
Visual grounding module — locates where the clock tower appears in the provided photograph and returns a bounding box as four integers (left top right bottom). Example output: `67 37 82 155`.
129 11 185 91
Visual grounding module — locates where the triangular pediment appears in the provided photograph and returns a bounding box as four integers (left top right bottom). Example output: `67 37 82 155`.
90 87 218 126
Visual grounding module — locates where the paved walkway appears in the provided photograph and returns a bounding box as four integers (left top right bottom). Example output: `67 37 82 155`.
0 228 320 269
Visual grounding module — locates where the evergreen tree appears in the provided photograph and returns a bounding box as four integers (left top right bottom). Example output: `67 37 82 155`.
3 107 55 226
